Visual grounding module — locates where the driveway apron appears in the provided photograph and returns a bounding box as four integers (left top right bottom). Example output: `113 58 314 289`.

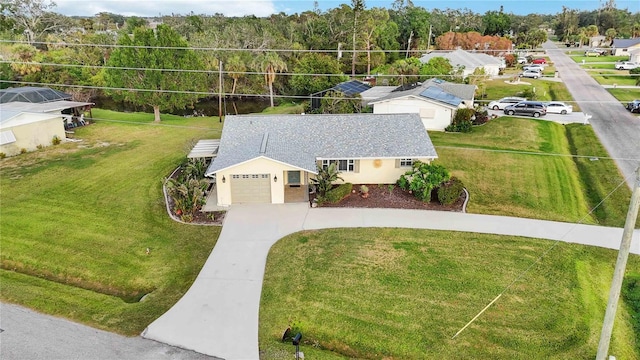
143 205 639 360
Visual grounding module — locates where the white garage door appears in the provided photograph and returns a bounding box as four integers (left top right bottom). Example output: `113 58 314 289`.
230 174 271 204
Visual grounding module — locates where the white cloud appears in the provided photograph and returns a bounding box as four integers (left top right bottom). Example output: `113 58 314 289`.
54 0 277 17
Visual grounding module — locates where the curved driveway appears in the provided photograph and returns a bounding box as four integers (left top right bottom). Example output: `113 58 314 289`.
143 204 640 360
543 41 640 186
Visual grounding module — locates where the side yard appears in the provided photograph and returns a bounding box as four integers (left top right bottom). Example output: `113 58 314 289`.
0 110 223 335
429 117 636 227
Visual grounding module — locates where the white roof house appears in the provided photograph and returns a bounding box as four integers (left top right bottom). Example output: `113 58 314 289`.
419 49 505 78
204 113 437 206
369 79 477 131
0 110 66 156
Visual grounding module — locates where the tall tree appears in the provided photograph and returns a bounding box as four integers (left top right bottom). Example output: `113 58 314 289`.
350 0 365 77
225 54 246 96
482 9 511 36
252 52 287 107
2 0 61 44
104 24 207 122
290 53 347 95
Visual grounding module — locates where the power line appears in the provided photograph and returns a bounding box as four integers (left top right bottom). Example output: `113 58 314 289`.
4 60 638 80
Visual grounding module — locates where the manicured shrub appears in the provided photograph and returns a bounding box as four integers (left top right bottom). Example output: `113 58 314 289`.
52 135 61 145
398 161 450 202
437 177 465 205
322 183 353 204
446 108 474 133
0 152 5 159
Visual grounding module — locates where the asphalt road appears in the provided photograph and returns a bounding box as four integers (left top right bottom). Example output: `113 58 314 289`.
0 303 219 360
543 41 640 187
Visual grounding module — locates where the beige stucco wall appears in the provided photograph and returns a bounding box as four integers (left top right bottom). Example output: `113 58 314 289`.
0 114 65 156
372 97 453 131
332 158 434 185
215 157 435 205
215 157 307 206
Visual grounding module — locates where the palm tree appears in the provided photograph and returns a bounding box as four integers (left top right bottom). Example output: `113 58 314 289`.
252 52 287 107
226 54 246 95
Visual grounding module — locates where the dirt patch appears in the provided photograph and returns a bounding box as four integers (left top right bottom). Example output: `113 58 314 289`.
314 184 466 212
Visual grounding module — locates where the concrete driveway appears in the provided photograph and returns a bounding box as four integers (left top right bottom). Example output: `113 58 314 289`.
543 41 640 187
142 204 640 360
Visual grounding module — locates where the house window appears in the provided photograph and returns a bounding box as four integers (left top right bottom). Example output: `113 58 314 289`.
322 159 355 172
400 159 414 167
287 171 301 184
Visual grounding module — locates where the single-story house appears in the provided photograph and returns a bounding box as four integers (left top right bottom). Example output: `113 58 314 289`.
0 110 66 156
204 113 438 206
611 38 640 57
419 49 505 78
368 79 476 131
629 48 640 63
310 80 371 110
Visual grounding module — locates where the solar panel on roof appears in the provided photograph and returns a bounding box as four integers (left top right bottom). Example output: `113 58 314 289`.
334 81 371 96
419 86 462 107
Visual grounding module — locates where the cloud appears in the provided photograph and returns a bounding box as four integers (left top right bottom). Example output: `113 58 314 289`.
54 0 277 17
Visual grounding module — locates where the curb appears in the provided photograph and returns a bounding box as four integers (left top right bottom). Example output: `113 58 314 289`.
462 188 470 213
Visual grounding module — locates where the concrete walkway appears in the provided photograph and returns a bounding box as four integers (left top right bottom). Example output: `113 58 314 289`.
143 204 640 360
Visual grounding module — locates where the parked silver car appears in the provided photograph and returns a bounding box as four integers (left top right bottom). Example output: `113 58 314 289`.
488 97 527 110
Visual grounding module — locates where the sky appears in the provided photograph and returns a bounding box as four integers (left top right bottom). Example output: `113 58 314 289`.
53 0 640 18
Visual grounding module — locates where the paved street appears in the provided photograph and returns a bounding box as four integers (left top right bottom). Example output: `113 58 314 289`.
0 303 219 360
543 41 640 187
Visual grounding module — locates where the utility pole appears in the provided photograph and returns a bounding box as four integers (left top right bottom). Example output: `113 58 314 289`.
596 166 640 360
218 60 223 123
405 30 413 59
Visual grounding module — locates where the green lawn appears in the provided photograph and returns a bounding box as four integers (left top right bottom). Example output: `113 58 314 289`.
429 118 634 227
260 229 640 359
479 79 578 110
590 70 638 86
572 55 628 63
608 88 640 101
260 102 306 114
0 109 223 335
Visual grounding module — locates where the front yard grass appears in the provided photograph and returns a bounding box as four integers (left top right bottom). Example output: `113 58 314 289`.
590 70 638 86
0 109 223 335
260 229 640 359
608 88 640 101
429 118 634 227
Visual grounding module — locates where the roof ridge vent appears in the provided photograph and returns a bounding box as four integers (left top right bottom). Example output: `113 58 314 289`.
260 132 269 154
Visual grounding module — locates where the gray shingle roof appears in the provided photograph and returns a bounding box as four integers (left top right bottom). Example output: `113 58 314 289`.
205 113 438 176
612 38 640 48
419 49 503 68
370 78 475 106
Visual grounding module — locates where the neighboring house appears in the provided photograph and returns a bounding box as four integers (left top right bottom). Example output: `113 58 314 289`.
204 113 438 206
368 79 476 131
0 110 66 156
589 35 607 47
629 48 640 63
0 86 72 103
419 49 505 78
310 80 371 110
611 38 640 57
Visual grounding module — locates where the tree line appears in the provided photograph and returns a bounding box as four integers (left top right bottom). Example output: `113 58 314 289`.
1 0 638 119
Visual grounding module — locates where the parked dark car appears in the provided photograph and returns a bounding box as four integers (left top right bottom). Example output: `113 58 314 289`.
504 101 547 118
627 100 640 113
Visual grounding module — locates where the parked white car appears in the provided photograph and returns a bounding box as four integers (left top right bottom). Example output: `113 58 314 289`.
487 97 527 110
517 57 527 64
615 61 639 70
523 64 544 72
544 101 573 114
520 70 541 79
